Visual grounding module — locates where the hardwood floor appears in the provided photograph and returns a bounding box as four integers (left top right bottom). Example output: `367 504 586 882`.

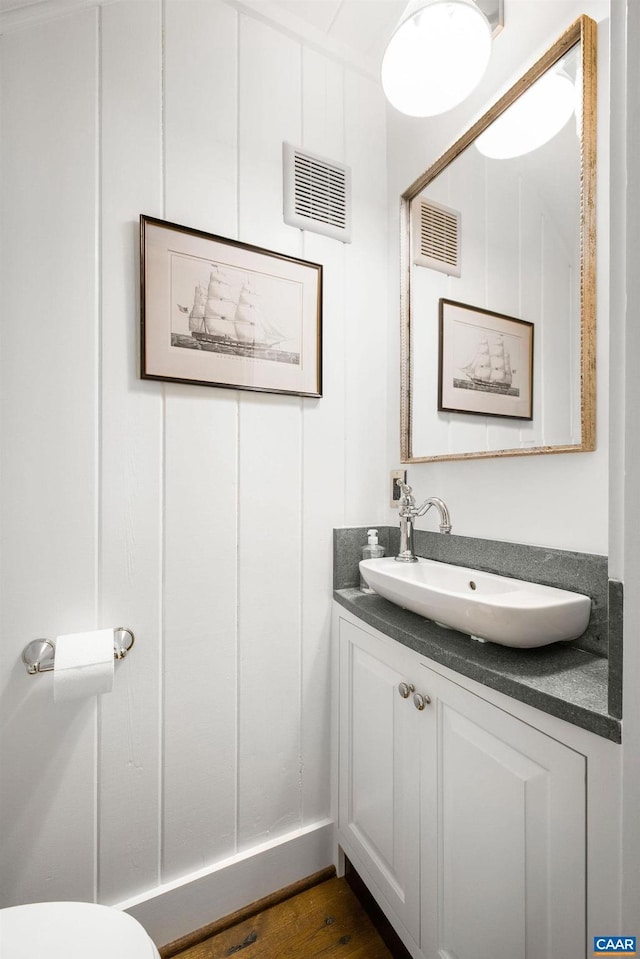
166 876 395 959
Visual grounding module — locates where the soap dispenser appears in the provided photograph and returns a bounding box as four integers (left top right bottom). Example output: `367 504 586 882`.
360 528 385 592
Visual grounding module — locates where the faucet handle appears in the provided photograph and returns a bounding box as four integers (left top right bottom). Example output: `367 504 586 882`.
397 479 416 512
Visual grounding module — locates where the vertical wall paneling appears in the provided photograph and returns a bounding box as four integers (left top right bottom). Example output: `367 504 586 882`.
446 148 489 456
237 15 303 846
0 10 99 905
0 0 393 916
541 218 573 446
448 148 491 453
569 263 580 445
164 1 238 238
162 0 240 882
343 72 388 522
300 47 345 822
410 167 450 456
518 178 544 449
238 15 301 257
98 0 164 904
485 156 522 452
162 388 239 877
301 47 345 160
411 257 450 457
237 396 303 843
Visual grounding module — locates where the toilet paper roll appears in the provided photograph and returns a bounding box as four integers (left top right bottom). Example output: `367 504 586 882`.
53 628 115 703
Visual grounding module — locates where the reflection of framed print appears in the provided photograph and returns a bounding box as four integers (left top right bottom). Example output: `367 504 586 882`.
438 299 533 420
140 216 323 397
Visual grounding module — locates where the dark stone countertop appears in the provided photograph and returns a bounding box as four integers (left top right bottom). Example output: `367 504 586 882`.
334 588 621 744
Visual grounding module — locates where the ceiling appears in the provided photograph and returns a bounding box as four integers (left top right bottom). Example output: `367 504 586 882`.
270 0 407 64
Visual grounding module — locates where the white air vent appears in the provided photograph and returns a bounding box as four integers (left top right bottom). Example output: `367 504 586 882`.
283 143 352 243
412 198 461 277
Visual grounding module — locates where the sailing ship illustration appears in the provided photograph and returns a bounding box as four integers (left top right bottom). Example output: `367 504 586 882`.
174 266 299 364
232 279 289 347
459 335 517 394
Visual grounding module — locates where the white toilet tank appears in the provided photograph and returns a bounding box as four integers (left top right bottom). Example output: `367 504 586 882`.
0 901 160 959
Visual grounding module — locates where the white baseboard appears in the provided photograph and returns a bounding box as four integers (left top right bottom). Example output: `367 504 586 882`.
115 819 335 947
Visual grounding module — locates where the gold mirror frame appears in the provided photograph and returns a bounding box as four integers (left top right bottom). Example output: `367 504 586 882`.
399 15 597 463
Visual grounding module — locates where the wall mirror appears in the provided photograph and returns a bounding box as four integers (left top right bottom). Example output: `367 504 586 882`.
400 16 596 463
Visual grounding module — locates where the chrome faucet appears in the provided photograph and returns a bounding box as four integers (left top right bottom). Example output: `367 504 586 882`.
395 480 452 563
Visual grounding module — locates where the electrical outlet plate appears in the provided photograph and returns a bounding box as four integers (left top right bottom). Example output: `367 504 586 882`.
390 470 407 509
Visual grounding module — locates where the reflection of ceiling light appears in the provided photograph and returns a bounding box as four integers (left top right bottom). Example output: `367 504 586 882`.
475 70 576 159
381 0 492 117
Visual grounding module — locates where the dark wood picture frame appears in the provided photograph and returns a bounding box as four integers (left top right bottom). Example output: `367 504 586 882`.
438 298 534 420
140 215 323 398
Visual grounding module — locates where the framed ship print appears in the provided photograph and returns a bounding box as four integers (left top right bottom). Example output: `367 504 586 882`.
140 216 323 397
438 299 533 419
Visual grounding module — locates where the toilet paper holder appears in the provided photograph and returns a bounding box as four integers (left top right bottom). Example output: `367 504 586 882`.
21 627 135 675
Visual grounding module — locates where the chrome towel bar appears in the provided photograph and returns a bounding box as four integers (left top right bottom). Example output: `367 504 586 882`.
21 627 135 675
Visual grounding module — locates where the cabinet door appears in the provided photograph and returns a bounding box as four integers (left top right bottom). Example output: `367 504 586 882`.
338 618 422 944
420 666 586 959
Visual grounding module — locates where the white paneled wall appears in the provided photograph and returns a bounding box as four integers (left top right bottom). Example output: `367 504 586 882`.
98 0 164 904
0 0 388 937
0 9 101 906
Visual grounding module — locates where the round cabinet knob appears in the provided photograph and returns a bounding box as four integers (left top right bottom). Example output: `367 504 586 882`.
398 682 415 699
413 692 431 711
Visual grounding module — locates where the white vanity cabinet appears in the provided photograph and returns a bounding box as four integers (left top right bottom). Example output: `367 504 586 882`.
418 660 585 959
337 617 422 945
335 606 617 959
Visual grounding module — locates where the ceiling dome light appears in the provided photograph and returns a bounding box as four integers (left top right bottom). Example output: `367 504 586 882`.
381 0 492 118
475 69 576 159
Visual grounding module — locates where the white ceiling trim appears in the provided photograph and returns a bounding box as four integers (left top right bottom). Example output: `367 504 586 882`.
0 0 390 79
225 0 385 77
0 0 105 33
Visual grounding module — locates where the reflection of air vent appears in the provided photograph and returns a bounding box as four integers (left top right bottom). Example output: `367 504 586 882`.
283 143 352 243
413 199 461 276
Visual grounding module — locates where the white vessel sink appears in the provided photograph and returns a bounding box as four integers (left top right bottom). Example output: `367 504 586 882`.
359 557 591 648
